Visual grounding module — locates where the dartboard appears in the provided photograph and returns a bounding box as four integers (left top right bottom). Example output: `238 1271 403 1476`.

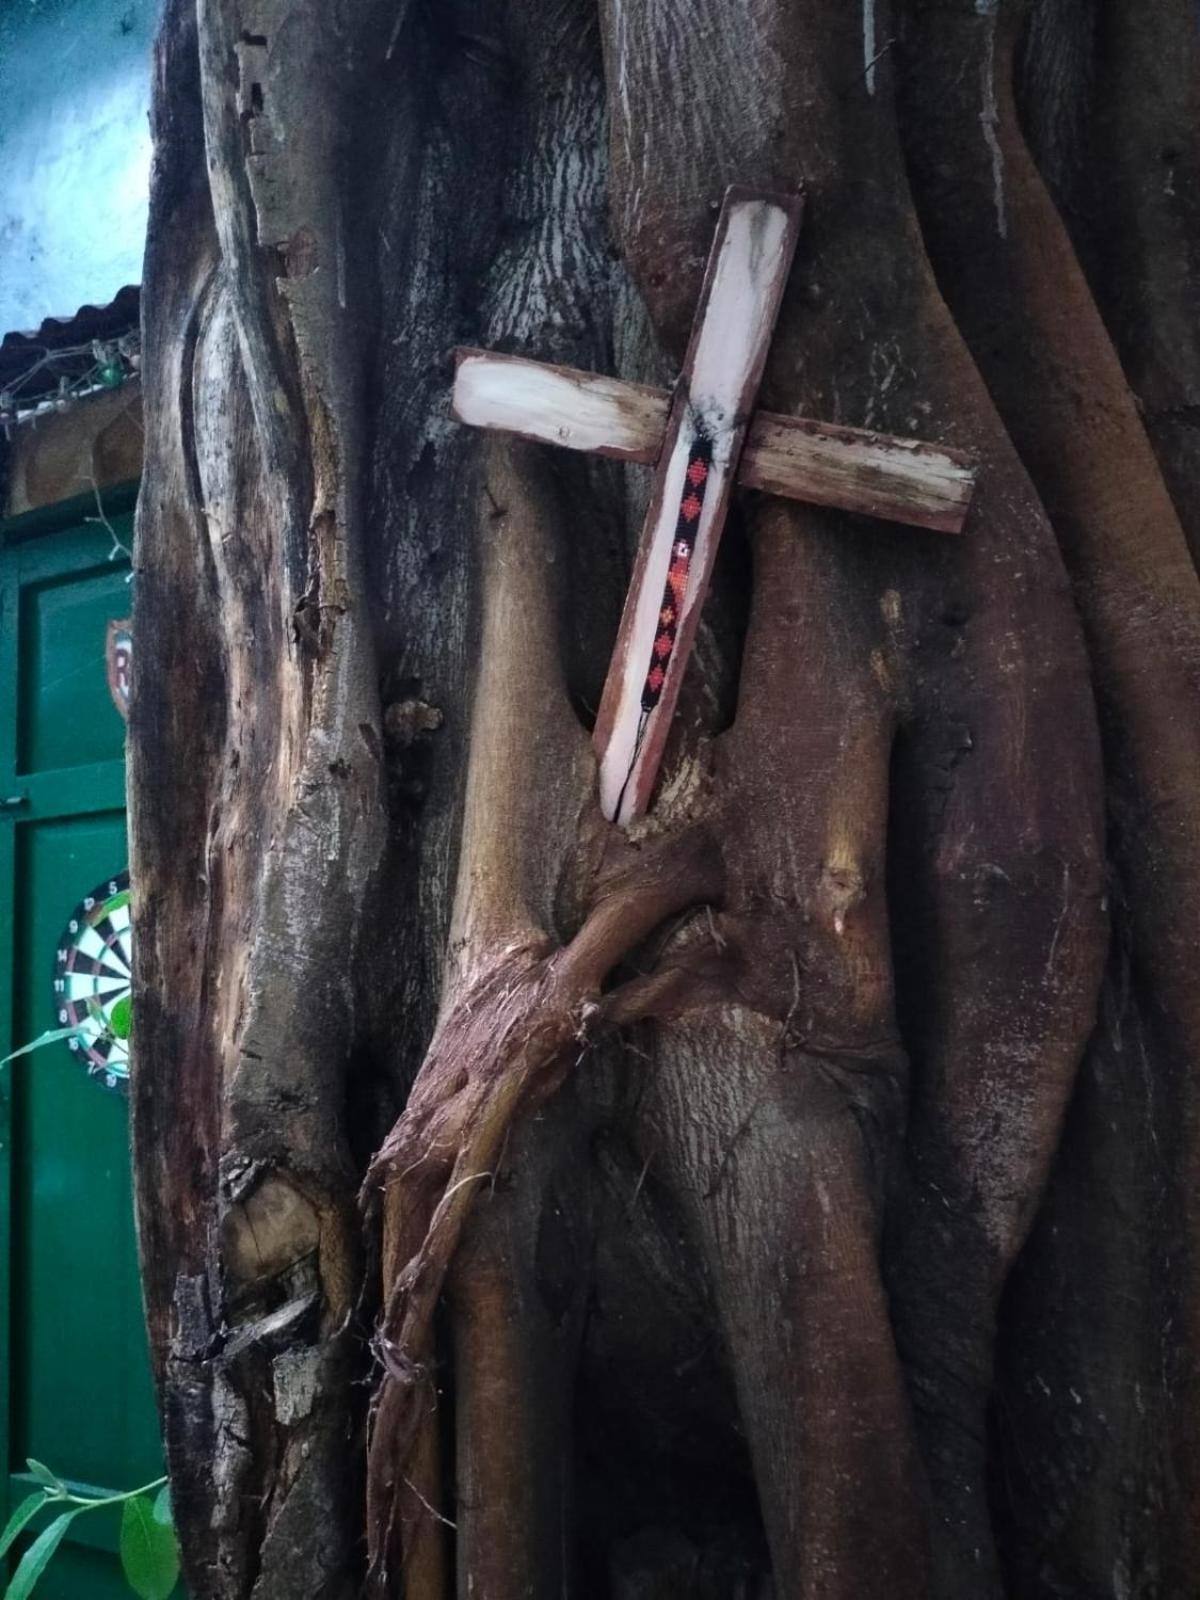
52 871 133 1090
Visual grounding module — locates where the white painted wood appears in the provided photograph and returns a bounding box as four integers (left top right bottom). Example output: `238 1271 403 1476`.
452 350 975 534
597 194 800 823
740 414 975 532
452 351 663 462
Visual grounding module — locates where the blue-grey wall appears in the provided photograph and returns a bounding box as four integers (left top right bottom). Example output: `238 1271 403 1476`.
0 0 158 335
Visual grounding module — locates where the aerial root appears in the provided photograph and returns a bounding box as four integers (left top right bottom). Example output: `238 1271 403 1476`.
361 824 724 1589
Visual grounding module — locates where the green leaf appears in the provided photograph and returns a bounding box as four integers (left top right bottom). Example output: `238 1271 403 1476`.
0 1495 47 1561
0 1029 81 1068
22 1462 64 1495
109 995 132 1041
119 1495 179 1600
4 1511 76 1600
150 1486 171 1527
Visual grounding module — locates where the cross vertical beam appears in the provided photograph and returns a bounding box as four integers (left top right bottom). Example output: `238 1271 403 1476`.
592 188 803 823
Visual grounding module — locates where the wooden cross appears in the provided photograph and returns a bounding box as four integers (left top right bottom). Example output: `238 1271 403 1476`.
452 186 977 825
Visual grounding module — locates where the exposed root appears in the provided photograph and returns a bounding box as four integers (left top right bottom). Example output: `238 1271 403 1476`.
361 826 723 1591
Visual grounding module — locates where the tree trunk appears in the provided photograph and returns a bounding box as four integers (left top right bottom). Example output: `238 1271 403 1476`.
127 1 1200 1596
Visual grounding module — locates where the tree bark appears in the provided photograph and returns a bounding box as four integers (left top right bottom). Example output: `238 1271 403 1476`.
128 1 1199 1595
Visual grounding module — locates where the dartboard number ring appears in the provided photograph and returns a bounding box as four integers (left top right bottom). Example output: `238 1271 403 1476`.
52 871 133 1091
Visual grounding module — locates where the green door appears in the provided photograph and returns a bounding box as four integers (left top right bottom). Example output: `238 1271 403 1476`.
0 490 168 1597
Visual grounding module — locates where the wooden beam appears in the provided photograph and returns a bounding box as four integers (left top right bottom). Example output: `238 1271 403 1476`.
452 348 664 464
740 413 975 535
592 188 805 823
452 349 976 535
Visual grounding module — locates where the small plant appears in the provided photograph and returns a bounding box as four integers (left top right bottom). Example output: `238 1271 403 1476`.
2 1019 167 1595
1 995 130 1070
0 1026 87 1066
0 1460 178 1599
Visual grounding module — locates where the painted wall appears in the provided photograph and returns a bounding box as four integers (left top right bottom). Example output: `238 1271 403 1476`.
0 0 157 335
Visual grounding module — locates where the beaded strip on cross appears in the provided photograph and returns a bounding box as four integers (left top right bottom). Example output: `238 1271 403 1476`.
613 418 715 818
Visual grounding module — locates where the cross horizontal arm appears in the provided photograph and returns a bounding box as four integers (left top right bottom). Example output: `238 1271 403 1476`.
452 348 977 535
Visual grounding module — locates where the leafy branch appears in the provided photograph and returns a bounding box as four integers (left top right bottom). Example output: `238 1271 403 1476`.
1 995 130 1070
1 1461 178 1600
0 1027 155 1595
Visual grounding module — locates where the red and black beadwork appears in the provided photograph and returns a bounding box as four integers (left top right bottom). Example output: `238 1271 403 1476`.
641 430 714 712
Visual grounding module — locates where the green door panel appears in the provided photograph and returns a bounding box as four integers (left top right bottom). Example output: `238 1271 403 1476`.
13 812 155 1487
1 494 179 1598
17 564 132 777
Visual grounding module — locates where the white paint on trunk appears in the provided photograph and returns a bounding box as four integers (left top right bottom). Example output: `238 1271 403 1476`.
863 0 878 96
979 11 1008 239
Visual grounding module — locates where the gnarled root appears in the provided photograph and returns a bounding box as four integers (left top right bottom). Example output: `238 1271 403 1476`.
362 825 722 1592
